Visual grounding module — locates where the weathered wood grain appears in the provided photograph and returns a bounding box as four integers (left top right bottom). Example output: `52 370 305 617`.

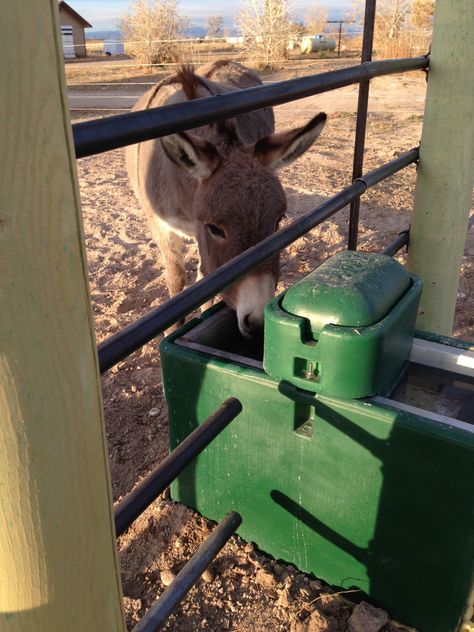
0 2 126 630
408 0 474 334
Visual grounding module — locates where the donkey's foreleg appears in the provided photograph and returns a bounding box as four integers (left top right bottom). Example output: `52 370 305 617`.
152 218 186 296
196 260 214 313
151 218 186 331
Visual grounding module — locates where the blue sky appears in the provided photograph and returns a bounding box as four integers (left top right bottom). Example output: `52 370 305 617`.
71 0 352 32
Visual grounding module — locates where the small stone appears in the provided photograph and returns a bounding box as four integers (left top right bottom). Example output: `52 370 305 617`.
255 568 276 588
273 563 289 581
291 610 332 632
131 385 137 393
149 407 159 416
276 587 293 608
202 567 215 583
299 586 312 599
244 542 254 554
160 569 176 586
309 579 323 591
348 601 389 632
234 563 251 575
248 551 262 567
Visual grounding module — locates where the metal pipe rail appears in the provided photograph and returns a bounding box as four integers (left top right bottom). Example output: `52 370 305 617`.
73 56 428 158
98 148 419 373
114 398 242 537
380 229 410 257
348 0 377 250
133 511 242 632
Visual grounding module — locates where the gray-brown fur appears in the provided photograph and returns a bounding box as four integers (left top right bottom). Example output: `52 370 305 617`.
126 61 327 337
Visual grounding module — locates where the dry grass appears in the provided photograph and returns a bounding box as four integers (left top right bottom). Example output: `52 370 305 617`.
65 61 169 85
68 29 428 88
85 38 105 56
374 29 431 59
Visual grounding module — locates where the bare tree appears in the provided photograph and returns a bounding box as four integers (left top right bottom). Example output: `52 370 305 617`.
121 0 188 65
411 0 435 27
409 0 434 54
379 0 412 39
350 0 414 57
237 0 295 68
305 3 328 35
206 15 224 38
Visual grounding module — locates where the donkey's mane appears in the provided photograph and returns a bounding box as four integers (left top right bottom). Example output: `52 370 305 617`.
175 65 201 100
174 65 239 145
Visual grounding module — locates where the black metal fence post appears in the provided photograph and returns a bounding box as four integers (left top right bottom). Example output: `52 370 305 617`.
348 0 377 250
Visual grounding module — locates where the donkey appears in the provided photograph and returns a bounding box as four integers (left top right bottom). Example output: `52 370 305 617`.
126 61 326 338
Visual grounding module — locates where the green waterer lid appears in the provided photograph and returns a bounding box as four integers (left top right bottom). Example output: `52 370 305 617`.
281 251 411 338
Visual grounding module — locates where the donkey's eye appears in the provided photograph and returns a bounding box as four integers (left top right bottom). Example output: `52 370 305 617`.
206 223 226 239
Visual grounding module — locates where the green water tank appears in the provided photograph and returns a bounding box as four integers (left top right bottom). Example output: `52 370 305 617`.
264 251 422 398
160 252 474 632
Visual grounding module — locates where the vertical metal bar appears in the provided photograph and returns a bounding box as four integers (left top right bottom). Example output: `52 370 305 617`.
348 0 377 250
338 21 343 58
133 512 242 632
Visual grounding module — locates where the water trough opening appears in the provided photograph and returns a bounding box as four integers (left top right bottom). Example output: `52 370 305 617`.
175 306 264 370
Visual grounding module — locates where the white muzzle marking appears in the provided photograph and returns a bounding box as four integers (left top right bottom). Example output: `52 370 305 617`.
235 273 276 338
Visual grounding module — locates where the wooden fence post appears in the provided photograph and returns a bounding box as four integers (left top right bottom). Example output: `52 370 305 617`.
407 0 474 334
0 2 126 630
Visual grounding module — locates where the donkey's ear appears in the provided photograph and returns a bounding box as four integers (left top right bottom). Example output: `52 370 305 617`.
161 131 220 179
254 112 327 170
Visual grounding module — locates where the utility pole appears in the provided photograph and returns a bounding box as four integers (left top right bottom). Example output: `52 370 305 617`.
326 19 355 57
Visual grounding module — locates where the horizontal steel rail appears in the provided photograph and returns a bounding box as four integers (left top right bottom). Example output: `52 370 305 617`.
98 147 419 373
73 56 428 158
380 229 410 256
114 398 242 537
133 511 242 632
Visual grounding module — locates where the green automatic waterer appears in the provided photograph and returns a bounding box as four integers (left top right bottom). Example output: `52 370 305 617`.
264 251 422 398
160 251 474 632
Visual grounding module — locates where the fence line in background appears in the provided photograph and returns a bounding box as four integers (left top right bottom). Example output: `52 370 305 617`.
68 32 365 50
65 58 359 73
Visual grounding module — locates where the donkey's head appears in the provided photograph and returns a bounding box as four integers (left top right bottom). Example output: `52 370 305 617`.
161 112 327 338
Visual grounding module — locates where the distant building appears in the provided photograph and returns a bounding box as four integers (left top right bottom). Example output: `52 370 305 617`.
58 1 92 58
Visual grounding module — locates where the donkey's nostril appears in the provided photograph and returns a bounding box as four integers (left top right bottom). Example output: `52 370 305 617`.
241 313 264 338
243 314 253 332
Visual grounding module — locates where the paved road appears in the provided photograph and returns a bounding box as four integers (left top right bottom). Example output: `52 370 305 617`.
68 87 144 111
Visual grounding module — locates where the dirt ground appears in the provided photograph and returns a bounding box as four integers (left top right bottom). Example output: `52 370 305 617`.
73 66 473 632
